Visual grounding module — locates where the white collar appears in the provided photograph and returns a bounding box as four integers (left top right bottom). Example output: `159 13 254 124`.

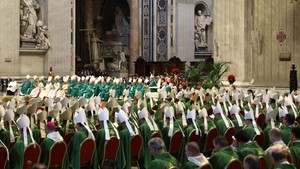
244 140 252 145
291 140 300 143
47 131 63 142
273 140 285 145
279 160 290 165
187 154 209 167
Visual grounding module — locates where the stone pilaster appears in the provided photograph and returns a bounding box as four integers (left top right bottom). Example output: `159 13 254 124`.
129 0 140 75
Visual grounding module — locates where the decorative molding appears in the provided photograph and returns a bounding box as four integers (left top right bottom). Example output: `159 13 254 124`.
276 29 287 46
19 48 48 55
156 0 168 61
142 0 151 61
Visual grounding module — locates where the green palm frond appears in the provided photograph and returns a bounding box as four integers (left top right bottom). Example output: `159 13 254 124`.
184 61 230 89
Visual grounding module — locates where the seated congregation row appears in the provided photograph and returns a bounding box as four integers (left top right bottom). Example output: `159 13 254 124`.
1 96 300 169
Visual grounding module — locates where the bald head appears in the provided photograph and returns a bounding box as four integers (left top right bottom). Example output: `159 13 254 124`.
269 128 282 142
185 142 201 157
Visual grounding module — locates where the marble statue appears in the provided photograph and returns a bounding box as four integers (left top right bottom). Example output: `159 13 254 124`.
118 50 128 70
20 0 40 39
107 58 120 71
107 50 128 71
194 10 212 48
90 33 103 62
36 21 50 49
114 6 130 36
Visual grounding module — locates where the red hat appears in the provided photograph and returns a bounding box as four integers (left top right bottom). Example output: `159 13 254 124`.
172 68 180 74
47 121 55 127
50 66 52 71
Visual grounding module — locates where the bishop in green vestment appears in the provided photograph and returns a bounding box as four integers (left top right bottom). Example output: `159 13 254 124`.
96 107 119 166
288 127 300 168
209 136 239 169
233 130 264 161
138 117 153 168
10 115 35 169
148 137 179 169
116 110 136 169
271 147 296 169
40 122 69 168
280 114 294 145
181 142 209 169
67 124 88 169
20 76 32 95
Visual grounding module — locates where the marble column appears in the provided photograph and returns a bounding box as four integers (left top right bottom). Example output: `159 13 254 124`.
86 0 94 63
129 0 140 75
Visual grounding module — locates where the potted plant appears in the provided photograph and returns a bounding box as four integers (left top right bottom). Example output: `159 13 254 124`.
185 61 230 89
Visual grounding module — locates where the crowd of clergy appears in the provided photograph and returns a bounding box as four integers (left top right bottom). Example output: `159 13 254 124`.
0 74 300 169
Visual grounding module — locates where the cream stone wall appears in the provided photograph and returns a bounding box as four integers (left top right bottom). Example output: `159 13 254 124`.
0 1 20 76
176 3 195 62
250 0 300 86
0 0 73 76
214 0 300 87
214 0 247 82
176 0 214 63
45 0 74 76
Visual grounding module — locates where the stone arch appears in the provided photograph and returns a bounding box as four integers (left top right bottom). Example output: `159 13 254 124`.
194 1 210 15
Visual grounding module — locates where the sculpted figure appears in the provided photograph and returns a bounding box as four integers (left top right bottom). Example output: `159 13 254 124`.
118 50 127 70
194 10 212 48
114 6 130 36
36 21 50 49
20 0 40 39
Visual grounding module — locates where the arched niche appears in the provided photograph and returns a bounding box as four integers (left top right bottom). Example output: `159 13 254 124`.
194 1 213 54
194 2 209 16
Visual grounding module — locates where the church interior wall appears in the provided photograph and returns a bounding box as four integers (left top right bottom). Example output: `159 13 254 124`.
46 0 73 76
0 0 73 76
0 0 21 76
214 0 246 81
176 0 214 64
214 0 300 87
251 0 300 87
176 3 195 63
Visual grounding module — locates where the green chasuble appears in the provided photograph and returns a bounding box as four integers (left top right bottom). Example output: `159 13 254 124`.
181 161 199 169
263 124 272 150
40 138 69 168
149 81 157 92
9 136 33 169
214 116 233 136
32 125 42 143
197 118 216 134
138 121 153 169
179 124 196 165
275 163 297 169
20 80 31 95
280 125 293 145
197 118 216 152
148 151 179 169
0 140 8 169
67 128 87 169
40 138 55 166
59 121 75 138
0 129 11 148
161 124 180 151
28 81 37 94
237 141 264 161
95 123 118 166
0 124 19 148
84 84 94 99
289 141 300 167
117 127 131 169
243 123 263 140
209 146 239 169
231 114 245 132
